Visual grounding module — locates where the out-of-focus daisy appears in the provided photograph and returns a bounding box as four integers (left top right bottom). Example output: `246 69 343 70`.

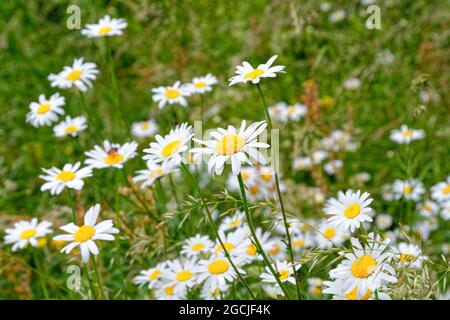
219 211 246 233
162 259 198 289
132 159 179 189
316 221 348 249
419 90 440 103
260 260 301 285
131 119 158 139
329 9 346 23
26 93 65 127
324 160 343 175
4 218 52 252
154 282 187 300
320 2 331 12
293 157 312 171
191 120 269 175
228 55 285 86
81 15 127 38
394 243 424 269
263 284 284 298
280 103 307 122
53 204 119 263
268 102 288 120
311 150 328 164
431 176 450 203
323 278 391 300
392 178 425 201
213 229 250 258
390 125 425 144
133 262 167 289
201 283 229 300
343 77 361 90
48 58 99 92
307 278 324 298
440 201 450 220
40 162 92 195
152 81 190 109
181 235 214 258
85 140 138 169
329 233 397 298
325 190 373 232
143 123 193 164
417 200 439 218
53 115 87 138
352 172 371 185
375 213 393 230
186 74 218 94
376 49 395 65
291 232 314 251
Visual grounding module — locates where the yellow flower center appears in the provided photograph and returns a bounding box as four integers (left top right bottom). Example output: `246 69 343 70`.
247 244 257 256
192 243 205 251
149 269 161 281
165 284 176 296
215 242 234 254
176 270 193 282
20 228 37 240
215 134 246 155
248 184 260 195
261 173 272 182
343 203 361 219
402 130 413 137
403 185 412 194
442 185 450 194
37 103 51 115
37 238 47 247
164 88 181 99
194 81 207 89
98 26 112 35
241 171 250 180
66 69 83 81
73 225 95 243
208 259 229 274
161 140 181 157
140 123 150 130
269 243 281 256
423 204 432 212
323 228 335 239
65 125 78 134
244 68 265 80
400 254 416 263
351 255 377 278
278 269 290 281
287 107 297 115
105 150 124 165
56 170 76 182
345 287 372 300
293 239 305 248
229 219 241 228
312 287 322 296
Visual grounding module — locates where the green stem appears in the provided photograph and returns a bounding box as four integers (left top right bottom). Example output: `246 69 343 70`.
256 83 273 129
114 171 128 299
200 94 205 123
83 263 97 300
33 250 49 299
168 173 181 209
180 162 255 299
79 91 103 140
91 255 106 300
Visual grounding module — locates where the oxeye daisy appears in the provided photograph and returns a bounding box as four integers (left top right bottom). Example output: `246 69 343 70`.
343 77 361 90
323 279 391 300
390 125 425 144
201 283 229 300
315 221 348 249
133 262 167 289
152 81 190 109
219 211 246 233
190 120 269 175
143 123 193 164
180 234 214 258
430 176 450 203
228 55 285 86
268 102 288 120
81 15 127 38
213 229 250 258
375 213 393 230
39 162 92 195
324 189 373 232
324 159 343 176
162 259 198 289
329 233 397 299
26 93 65 127
291 231 314 252
53 115 87 138
395 243 425 269
392 178 425 201
293 157 312 171
282 103 307 122
260 260 301 286
131 119 158 139
311 150 328 164
85 140 138 169
154 282 187 300
4 218 52 252
53 204 119 263
329 9 346 23
132 159 179 189
307 278 324 298
186 73 219 94
417 200 439 218
48 58 99 92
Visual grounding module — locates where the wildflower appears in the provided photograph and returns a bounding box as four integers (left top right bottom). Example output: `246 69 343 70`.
26 93 65 127
324 160 343 175
343 77 361 90
180 235 214 258
228 55 285 86
81 15 127 38
53 115 87 138
85 140 138 169
329 9 346 23
131 119 158 139
4 219 52 251
40 162 92 195
375 213 393 230
154 282 187 300
260 260 301 285
201 284 229 300
307 278 324 297
430 176 450 203
395 243 425 269
132 159 179 189
152 81 190 109
390 125 425 144
48 58 99 92
186 74 218 94
316 221 348 248
133 262 167 289
162 259 198 289
323 279 391 300
392 178 425 201
417 200 439 218
219 211 246 233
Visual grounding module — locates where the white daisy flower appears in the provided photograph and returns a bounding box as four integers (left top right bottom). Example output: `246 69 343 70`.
53 115 87 138
394 242 425 269
4 218 52 252
293 157 312 171
201 283 229 300
390 125 425 144
329 9 346 23
228 55 285 86
381 183 396 201
161 259 198 289
53 204 119 263
132 159 179 189
85 140 138 169
392 178 425 201
219 211 246 233
282 103 307 122
39 162 92 195
190 120 269 175
417 200 439 218
329 233 397 299
440 201 450 220
325 190 373 232
260 260 301 285
26 93 65 127
213 229 250 258
154 282 187 300
352 172 371 185
81 15 127 38
430 176 450 203
186 73 218 94
268 102 288 120
180 234 214 258
311 150 328 164
315 221 348 249
324 159 343 175
133 262 167 289
48 58 99 92
343 77 361 90
131 119 158 139
307 278 324 297
291 231 314 251
243 227 274 262
152 81 190 109
375 213 393 230
323 279 391 300
263 284 284 298
143 123 193 164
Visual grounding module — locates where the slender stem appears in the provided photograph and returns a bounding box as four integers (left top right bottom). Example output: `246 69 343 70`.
256 83 272 129
200 94 205 123
91 255 106 300
180 162 255 299
114 171 128 299
237 173 292 299
79 91 103 140
168 173 181 209
83 263 97 300
33 250 49 299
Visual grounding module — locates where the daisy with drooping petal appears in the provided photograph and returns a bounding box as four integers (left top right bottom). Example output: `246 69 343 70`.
85 140 138 169
228 55 285 86
430 176 450 203
132 159 179 189
190 120 269 175
152 81 191 109
48 58 99 92
81 15 127 38
325 190 373 233
39 162 92 195
315 221 348 249
392 178 425 201
4 218 52 252
131 119 158 139
375 213 393 230
390 125 425 144
161 259 198 289
154 282 187 300
181 234 214 258
26 93 65 127
53 204 119 263
329 233 397 299
133 262 167 289
260 260 301 286
143 123 193 164
186 74 218 94
53 115 87 138
323 278 391 300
